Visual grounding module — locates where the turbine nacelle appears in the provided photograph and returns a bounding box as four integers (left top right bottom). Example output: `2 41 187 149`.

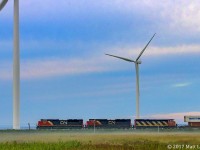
136 61 141 64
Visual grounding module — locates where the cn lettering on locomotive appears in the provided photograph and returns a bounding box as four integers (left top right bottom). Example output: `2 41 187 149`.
60 120 68 125
108 120 115 125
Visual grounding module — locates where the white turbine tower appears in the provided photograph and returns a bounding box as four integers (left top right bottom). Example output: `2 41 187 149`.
106 33 156 119
0 0 20 129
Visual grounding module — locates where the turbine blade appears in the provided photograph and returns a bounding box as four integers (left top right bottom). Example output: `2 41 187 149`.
0 0 8 11
136 33 156 61
105 54 135 62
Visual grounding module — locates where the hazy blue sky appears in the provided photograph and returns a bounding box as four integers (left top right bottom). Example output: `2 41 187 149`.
0 0 200 127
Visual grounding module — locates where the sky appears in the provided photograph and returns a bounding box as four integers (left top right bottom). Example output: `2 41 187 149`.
0 0 200 128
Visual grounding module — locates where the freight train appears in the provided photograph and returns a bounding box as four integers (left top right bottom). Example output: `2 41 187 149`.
37 115 200 129
37 118 178 129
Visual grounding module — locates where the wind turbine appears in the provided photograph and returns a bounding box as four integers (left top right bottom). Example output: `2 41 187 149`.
106 33 156 119
0 0 20 129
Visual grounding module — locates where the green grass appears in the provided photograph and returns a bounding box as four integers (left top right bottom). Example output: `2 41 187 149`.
0 140 168 150
0 130 200 150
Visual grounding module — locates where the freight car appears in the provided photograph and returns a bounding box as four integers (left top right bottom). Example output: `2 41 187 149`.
184 116 200 127
37 119 83 129
86 119 131 129
134 119 177 128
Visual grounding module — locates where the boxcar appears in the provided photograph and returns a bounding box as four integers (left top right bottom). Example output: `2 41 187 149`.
188 122 200 127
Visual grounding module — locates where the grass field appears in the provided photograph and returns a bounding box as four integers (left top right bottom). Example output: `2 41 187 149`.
0 129 200 149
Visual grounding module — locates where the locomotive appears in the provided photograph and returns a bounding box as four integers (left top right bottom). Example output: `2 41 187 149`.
134 119 176 128
37 119 83 129
86 119 131 128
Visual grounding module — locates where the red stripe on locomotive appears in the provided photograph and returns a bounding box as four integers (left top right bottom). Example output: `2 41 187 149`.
86 120 102 126
37 120 54 126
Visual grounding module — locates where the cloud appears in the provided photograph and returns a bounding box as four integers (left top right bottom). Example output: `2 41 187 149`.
172 82 191 88
20 57 110 79
2 0 200 33
168 1 200 32
2 38 200 56
2 0 200 51
108 44 200 58
125 0 200 33
1 43 200 80
0 56 122 80
23 0 200 34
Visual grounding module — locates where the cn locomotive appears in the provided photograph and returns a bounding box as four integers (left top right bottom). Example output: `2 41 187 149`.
86 119 131 128
37 119 83 129
134 119 176 128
